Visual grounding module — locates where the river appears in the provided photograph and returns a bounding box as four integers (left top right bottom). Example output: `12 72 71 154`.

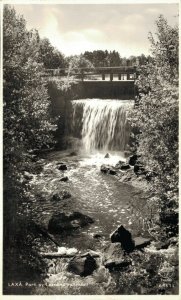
26 99 150 294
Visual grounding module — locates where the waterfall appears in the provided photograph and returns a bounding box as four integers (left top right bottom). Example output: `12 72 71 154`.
71 99 133 153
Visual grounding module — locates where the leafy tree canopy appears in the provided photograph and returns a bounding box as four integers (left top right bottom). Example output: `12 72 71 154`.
129 15 178 217
38 37 65 69
66 54 94 81
3 5 56 170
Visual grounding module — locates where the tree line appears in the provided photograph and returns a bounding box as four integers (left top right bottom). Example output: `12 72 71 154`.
82 50 152 67
42 49 152 70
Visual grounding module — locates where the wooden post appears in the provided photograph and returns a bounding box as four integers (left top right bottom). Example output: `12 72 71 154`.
118 74 121 80
127 73 130 80
110 73 113 81
102 73 105 80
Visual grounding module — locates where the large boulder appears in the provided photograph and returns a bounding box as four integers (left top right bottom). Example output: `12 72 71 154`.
103 243 131 270
67 254 97 277
48 211 94 234
110 225 135 253
100 164 117 175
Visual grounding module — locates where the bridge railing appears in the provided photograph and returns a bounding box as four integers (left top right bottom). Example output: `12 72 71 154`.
43 66 139 81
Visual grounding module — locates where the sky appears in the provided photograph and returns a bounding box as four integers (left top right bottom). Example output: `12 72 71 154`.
14 3 179 57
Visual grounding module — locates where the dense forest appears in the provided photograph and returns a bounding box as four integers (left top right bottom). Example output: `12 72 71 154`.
3 4 178 295
68 50 152 68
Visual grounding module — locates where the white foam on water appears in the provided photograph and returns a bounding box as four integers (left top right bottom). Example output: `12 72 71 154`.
79 151 126 167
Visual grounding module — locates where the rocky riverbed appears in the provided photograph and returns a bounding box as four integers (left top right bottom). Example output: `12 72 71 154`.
11 150 178 295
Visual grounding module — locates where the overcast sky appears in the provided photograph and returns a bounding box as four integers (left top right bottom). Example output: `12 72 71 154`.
14 3 178 57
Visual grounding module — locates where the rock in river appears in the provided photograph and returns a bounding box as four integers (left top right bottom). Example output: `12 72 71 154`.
111 226 151 252
115 161 125 169
51 191 71 201
67 254 97 277
48 211 94 234
110 225 135 253
103 243 131 271
128 154 140 166
134 237 151 249
100 164 117 175
120 164 131 171
60 176 69 182
57 162 67 171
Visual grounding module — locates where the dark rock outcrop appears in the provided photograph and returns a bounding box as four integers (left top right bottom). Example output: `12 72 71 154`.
128 154 140 166
100 164 117 175
111 226 152 252
67 254 97 277
110 225 135 253
120 164 131 171
57 162 67 171
103 243 131 270
104 153 110 158
48 211 94 234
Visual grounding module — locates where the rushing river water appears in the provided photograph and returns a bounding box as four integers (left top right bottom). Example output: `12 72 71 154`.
30 151 147 251
27 150 150 295
27 99 150 294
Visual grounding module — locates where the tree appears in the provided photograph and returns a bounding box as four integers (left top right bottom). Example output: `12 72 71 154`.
67 54 94 81
129 15 178 232
38 37 65 69
3 5 57 182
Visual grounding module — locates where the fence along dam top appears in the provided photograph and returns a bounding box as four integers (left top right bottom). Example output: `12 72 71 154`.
46 66 139 99
44 66 139 82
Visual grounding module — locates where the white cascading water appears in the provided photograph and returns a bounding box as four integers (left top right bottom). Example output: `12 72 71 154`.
71 99 133 154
